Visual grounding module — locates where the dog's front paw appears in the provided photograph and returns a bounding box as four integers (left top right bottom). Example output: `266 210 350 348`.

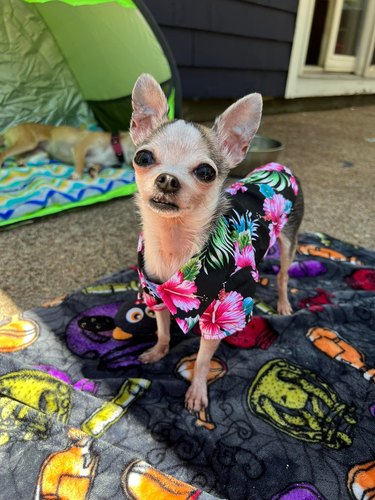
277 299 293 315
139 343 169 364
185 383 208 412
70 172 81 180
88 164 100 178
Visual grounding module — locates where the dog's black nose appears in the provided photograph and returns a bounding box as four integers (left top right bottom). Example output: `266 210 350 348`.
155 173 180 193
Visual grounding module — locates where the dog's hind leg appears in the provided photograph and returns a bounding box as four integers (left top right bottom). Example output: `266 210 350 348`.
72 141 88 179
0 139 39 167
277 179 304 315
72 137 95 179
277 232 297 315
0 126 43 166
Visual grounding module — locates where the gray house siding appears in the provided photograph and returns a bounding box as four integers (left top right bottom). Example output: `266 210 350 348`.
142 0 299 99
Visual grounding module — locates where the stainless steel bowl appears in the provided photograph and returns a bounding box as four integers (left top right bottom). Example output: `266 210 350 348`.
230 135 284 178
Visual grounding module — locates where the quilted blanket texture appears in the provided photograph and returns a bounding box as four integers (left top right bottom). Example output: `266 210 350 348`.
0 162 136 227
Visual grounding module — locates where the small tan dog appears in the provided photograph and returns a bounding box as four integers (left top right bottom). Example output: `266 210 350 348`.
0 123 135 178
131 74 304 413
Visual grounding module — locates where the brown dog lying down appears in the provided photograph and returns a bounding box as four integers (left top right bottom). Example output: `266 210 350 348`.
0 123 135 178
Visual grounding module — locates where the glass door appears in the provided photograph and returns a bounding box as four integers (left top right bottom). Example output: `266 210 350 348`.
286 0 375 98
324 0 367 71
363 26 375 77
305 0 373 73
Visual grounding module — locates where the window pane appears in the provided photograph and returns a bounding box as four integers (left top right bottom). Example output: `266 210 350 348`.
306 0 329 65
335 0 366 56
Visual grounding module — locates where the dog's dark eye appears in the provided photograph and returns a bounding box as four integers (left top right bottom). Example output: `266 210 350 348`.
194 164 216 183
134 150 154 167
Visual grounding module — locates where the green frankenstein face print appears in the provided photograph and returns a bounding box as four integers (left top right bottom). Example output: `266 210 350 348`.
248 359 357 449
0 370 72 446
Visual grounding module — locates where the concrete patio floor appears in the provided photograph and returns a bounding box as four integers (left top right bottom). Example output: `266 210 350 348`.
1 104 374 317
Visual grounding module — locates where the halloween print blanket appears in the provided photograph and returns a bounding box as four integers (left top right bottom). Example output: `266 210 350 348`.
0 232 374 499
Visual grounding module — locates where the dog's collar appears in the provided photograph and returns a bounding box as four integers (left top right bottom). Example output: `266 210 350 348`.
111 132 125 164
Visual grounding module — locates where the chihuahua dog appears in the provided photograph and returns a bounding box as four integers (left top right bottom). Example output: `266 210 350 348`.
0 123 134 178
130 74 304 412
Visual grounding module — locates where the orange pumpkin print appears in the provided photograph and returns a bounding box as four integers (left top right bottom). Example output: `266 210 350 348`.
0 314 39 353
121 459 201 499
307 327 375 382
35 428 99 500
298 244 362 265
347 460 375 499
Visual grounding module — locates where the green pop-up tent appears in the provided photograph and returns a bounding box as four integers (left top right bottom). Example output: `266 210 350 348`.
1 0 181 131
0 0 181 227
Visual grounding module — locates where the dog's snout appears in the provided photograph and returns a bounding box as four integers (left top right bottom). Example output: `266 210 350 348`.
155 173 181 193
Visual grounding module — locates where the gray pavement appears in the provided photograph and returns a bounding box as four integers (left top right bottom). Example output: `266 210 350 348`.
1 104 374 317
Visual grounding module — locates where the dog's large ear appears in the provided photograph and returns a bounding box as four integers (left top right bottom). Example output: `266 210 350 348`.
213 93 263 166
130 74 169 146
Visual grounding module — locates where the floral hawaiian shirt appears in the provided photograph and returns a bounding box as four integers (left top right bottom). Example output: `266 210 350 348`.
137 163 299 340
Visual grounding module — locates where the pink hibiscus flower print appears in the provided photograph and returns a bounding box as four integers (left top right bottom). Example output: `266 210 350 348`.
199 290 246 339
281 164 292 176
263 193 288 222
176 316 199 334
143 291 166 311
138 269 148 289
263 194 288 247
176 318 189 334
226 181 248 196
156 271 200 315
290 175 299 196
138 269 160 298
137 235 144 253
252 162 284 174
233 241 259 280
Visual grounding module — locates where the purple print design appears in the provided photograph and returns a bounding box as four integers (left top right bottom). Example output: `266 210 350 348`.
66 302 157 370
35 365 99 394
271 260 327 278
271 482 326 499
